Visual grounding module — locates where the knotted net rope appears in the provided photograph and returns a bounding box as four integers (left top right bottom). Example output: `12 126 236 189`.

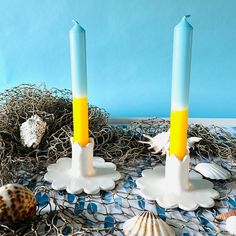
0 84 235 235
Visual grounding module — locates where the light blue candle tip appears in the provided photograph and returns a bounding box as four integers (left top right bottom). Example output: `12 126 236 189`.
176 15 193 29
71 20 85 32
72 19 79 25
183 15 191 20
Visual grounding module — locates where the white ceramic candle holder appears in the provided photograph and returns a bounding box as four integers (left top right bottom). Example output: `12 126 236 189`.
44 138 121 194
136 152 220 211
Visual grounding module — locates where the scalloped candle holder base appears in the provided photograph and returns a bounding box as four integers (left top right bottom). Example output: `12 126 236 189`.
44 138 121 194
136 154 220 211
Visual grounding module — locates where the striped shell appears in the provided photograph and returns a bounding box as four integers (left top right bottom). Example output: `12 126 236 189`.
216 210 236 220
123 211 175 236
0 184 37 224
194 163 231 180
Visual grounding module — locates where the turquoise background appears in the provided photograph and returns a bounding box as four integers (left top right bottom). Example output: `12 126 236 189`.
0 0 235 118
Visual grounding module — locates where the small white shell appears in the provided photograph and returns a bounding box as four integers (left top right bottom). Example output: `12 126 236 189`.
140 130 201 156
226 216 236 235
20 114 47 148
187 137 202 149
123 211 175 236
140 130 170 155
194 162 231 180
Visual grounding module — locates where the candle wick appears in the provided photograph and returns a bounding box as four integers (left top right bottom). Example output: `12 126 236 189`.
183 15 191 20
72 19 79 25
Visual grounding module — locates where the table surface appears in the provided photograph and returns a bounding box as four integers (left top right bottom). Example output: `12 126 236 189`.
33 121 236 236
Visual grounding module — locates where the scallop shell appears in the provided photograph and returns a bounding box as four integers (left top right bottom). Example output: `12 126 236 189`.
226 216 236 235
20 114 47 148
194 162 231 180
0 184 37 224
123 211 175 236
216 210 236 220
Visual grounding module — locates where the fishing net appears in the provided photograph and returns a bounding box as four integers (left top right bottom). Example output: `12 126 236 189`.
0 84 235 235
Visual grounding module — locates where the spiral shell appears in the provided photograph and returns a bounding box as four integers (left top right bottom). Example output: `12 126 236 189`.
123 211 175 236
140 130 201 156
0 184 37 223
20 114 47 148
216 210 236 220
194 162 231 180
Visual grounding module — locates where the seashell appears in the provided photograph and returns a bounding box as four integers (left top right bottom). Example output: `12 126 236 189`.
194 162 231 180
0 184 37 224
123 211 175 236
139 129 201 156
20 114 47 148
140 130 170 155
187 137 202 149
216 210 236 220
226 216 236 235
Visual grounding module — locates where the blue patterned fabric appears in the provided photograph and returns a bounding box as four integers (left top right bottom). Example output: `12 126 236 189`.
34 127 236 236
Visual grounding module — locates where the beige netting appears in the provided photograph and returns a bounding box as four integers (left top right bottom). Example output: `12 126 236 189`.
0 84 235 235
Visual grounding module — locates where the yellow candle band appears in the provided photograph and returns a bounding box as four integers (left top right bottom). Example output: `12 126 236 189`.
169 109 188 160
72 97 89 147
